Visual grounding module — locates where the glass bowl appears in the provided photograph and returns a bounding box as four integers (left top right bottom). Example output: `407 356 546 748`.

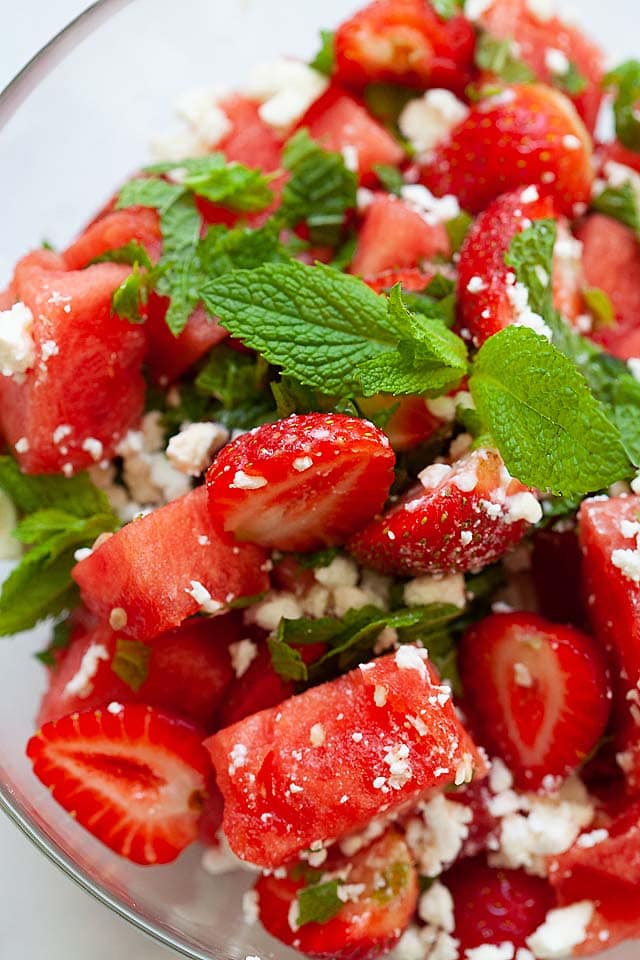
0 1 636 958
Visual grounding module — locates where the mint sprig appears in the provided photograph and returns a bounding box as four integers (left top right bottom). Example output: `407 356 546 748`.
592 182 640 237
605 60 640 152
296 880 343 927
309 29 335 76
111 638 151 692
475 34 536 84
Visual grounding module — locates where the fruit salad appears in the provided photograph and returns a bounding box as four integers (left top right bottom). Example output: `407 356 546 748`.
3 0 640 957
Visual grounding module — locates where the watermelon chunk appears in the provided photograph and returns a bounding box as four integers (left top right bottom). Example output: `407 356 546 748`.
351 193 450 276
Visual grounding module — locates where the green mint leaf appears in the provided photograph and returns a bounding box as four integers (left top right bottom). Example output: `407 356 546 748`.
197 221 289 276
310 29 335 76
154 193 203 335
144 155 273 213
475 34 537 84
433 0 463 18
111 638 151 692
112 263 155 324
612 374 640 466
373 163 405 196
504 218 556 320
605 60 640 152
271 376 358 419
592 182 640 236
296 881 343 927
0 457 112 517
469 326 631 496
280 130 357 246
364 83 416 137
445 210 473 253
267 636 308 682
35 616 73 666
296 547 341 570
582 287 616 328
196 344 269 408
117 178 185 213
553 61 587 95
200 260 398 395
90 242 153 269
327 233 358 272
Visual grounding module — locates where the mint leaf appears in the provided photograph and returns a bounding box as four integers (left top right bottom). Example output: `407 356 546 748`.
144 155 273 213
117 178 184 213
271 376 358 419
612 375 640 465
0 457 111 516
112 263 156 323
433 0 463 18
267 636 308 682
373 163 404 196
280 130 357 246
198 221 289 276
583 287 615 328
154 194 202 335
504 218 556 319
35 616 72 666
310 29 335 76
592 182 640 235
200 261 397 395
469 326 631 496
605 60 640 152
196 344 269 408
296 881 343 927
364 83 416 134
553 61 587 95
446 210 473 253
111 638 151 692
90 242 153 269
475 34 536 84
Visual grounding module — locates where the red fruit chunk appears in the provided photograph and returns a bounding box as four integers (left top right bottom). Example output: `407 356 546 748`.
255 829 418 960
0 250 146 474
456 188 583 347
599 140 640 176
197 778 225 846
450 779 501 859
579 495 640 790
73 486 269 640
358 395 444 452
218 94 284 172
550 800 640 954
419 84 593 216
459 612 612 791
349 447 537 576
334 0 475 95
38 613 238 729
62 207 162 269
445 856 556 953
300 86 404 181
206 413 395 553
476 0 605 133
576 213 640 359
363 266 437 295
531 526 587 629
217 641 293 729
206 650 485 868
27 704 210 864
351 193 450 277
145 295 228 384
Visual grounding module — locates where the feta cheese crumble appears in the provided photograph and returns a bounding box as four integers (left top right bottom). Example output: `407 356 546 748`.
186 580 224 614
64 643 110 698
229 638 259 678
0 302 36 378
399 89 469 154
230 470 268 490
404 574 466 610
545 48 570 76
244 59 329 132
526 902 594 958
167 421 229 476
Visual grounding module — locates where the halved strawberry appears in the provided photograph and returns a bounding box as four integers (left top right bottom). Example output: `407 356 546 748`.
444 856 556 953
348 447 539 576
206 413 396 552
255 829 418 959
459 612 612 790
456 187 583 346
419 84 593 216
351 193 451 277
299 85 404 181
334 0 476 95
26 704 210 864
476 0 605 133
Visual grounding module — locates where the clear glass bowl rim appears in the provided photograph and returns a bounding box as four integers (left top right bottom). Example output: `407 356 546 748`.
0 8 213 955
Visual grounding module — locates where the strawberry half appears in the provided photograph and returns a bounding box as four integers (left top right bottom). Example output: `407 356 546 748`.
459 612 612 791
27 704 210 864
419 84 593 216
206 413 395 552
456 187 583 347
348 447 539 576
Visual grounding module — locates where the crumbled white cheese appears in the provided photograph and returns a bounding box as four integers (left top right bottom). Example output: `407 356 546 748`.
229 638 258 678
244 58 329 132
245 592 303 632
526 902 594 958
231 470 268 490
576 828 609 848
401 184 460 226
0 302 36 378
405 793 473 877
455 752 475 786
520 185 540 204
418 881 455 932
14 437 29 454
506 275 553 340
152 129 210 163
383 742 413 789
399 89 469 154
426 390 475 423
419 463 453 490
466 945 515 960
545 47 570 76
167 421 229 476
628 358 640 382
186 580 224 614
176 86 232 146
64 643 110 698
314 555 359 589
342 144 359 173
41 339 59 360
464 0 494 21
489 758 514 794
228 743 248 776
395 644 429 679
404 574 466 610
0 490 21 560
612 545 640 582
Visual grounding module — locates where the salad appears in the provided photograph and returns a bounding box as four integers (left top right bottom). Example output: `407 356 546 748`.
2 0 640 957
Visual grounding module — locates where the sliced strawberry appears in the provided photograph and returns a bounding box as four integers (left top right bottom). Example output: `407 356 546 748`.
351 193 451 277
579 496 640 790
348 447 538 576
334 0 476 95
358 395 444 452
456 187 583 346
419 84 593 216
476 0 605 133
531 525 588 630
255 829 418 959
549 800 640 954
38 613 239 729
444 856 556 953
363 266 437 295
575 213 640 359
206 650 486 868
206 413 395 553
459 612 612 791
62 207 162 270
26 704 210 864
73 486 269 640
299 85 404 181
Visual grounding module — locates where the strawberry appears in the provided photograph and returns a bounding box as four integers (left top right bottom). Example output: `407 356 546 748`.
419 84 593 216
579 496 640 790
348 447 539 576
334 0 476 95
458 612 612 791
475 0 605 133
444 856 556 953
26 704 210 864
206 413 396 552
456 187 583 346
255 829 418 960
351 193 450 277
358 395 445 452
